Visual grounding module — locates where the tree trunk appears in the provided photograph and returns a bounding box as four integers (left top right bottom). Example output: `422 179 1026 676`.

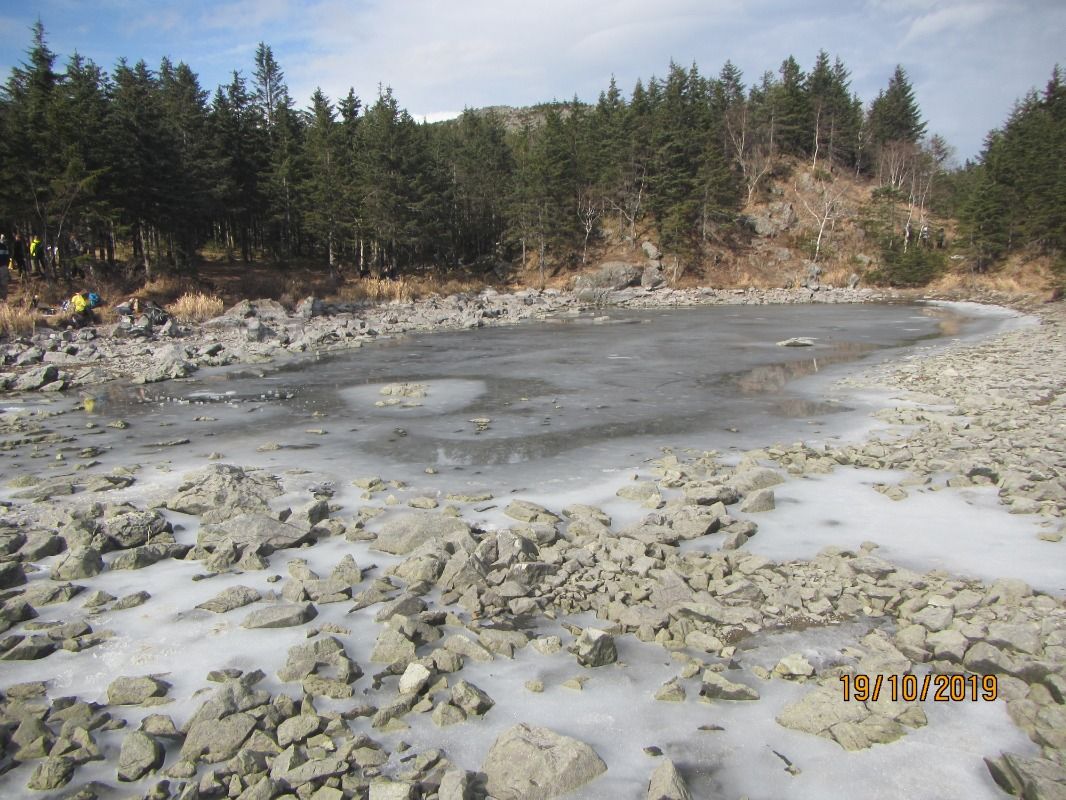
140 223 153 281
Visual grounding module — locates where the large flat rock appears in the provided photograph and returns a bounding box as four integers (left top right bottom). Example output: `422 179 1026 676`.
198 513 314 554
482 723 606 799
372 512 471 555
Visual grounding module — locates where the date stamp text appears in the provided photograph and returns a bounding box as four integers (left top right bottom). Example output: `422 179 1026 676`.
840 673 998 702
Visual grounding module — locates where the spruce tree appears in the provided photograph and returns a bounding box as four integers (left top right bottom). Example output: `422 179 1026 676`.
301 88 345 271
868 65 926 146
252 43 302 258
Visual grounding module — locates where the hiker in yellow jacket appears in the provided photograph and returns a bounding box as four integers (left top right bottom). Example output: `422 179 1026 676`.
68 290 102 327
29 235 44 277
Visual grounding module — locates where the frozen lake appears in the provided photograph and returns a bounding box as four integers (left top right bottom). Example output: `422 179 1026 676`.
1 299 1047 800
1 301 1021 500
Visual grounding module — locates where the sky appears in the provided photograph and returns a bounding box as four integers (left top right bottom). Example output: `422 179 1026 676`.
0 0 1062 163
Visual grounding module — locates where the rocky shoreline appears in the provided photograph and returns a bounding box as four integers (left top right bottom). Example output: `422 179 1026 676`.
0 293 1063 799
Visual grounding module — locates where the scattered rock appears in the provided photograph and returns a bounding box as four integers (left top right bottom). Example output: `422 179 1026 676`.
117 731 164 781
372 512 471 555
647 758 692 800
196 585 262 614
107 675 170 706
572 628 617 668
482 723 608 799
241 602 317 629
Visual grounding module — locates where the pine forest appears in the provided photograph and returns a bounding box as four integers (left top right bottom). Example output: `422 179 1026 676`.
1 23 1063 290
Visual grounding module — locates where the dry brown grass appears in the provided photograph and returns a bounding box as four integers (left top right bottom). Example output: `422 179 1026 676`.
166 292 225 323
334 278 415 303
928 253 1058 300
331 274 487 304
0 304 39 338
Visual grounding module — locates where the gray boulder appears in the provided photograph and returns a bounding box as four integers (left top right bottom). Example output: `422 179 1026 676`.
573 628 617 668
451 680 495 716
196 585 262 614
241 602 317 629
371 627 417 664
701 671 760 701
738 488 776 513
107 675 171 705
0 561 26 589
13 365 60 392
483 723 607 799
372 512 471 555
776 685 868 737
573 262 642 291
369 780 416 800
164 463 282 518
104 509 171 549
15 346 45 365
438 770 475 800
647 758 692 800
117 731 164 781
198 513 314 554
985 751 1066 799
296 297 326 319
746 201 796 236
730 467 784 494
51 547 104 580
26 757 75 790
641 265 666 289
181 711 256 763
134 344 197 383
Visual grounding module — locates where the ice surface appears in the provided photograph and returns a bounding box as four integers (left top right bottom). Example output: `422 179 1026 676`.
724 468 1064 593
387 619 1036 800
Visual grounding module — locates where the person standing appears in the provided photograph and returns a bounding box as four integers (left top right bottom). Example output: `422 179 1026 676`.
12 233 27 278
29 234 44 277
0 235 10 300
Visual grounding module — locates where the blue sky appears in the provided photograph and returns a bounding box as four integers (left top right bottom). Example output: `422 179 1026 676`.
0 0 1063 161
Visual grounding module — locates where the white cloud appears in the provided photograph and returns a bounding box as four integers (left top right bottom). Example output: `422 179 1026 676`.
285 0 753 111
902 2 1001 43
5 0 1062 161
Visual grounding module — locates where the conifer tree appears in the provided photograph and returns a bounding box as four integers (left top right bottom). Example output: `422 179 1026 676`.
301 88 345 271
868 65 926 146
109 59 173 277
252 43 302 258
2 21 64 268
208 71 264 262
158 59 212 270
648 63 704 261
771 56 810 157
447 110 514 263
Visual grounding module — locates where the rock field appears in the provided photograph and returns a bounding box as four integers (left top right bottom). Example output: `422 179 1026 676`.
0 288 1063 799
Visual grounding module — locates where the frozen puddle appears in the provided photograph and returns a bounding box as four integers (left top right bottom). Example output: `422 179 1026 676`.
728 468 1064 594
340 379 488 416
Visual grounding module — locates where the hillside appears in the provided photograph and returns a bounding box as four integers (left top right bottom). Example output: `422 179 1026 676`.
520 157 1060 304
